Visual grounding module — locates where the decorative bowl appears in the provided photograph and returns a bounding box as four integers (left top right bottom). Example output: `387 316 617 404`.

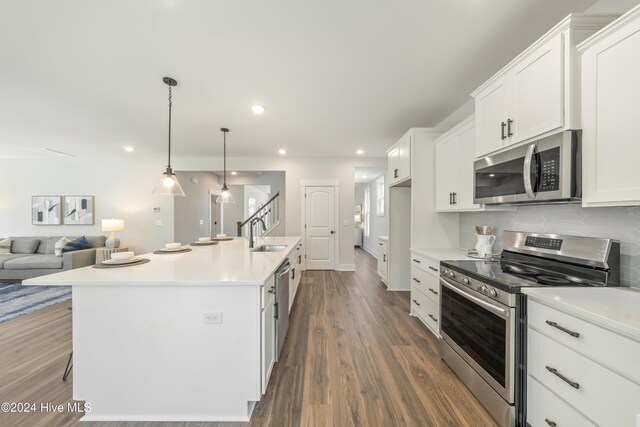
216 234 227 239
111 251 135 261
165 243 181 250
198 237 211 242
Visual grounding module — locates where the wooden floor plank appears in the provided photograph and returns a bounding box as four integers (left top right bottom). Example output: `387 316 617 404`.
0 248 497 427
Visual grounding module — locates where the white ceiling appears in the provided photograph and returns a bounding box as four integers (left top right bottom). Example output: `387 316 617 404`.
0 0 598 159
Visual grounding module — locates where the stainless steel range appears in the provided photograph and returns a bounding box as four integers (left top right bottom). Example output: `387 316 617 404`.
439 231 620 427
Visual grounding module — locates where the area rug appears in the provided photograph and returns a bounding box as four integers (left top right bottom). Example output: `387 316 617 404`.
0 283 71 323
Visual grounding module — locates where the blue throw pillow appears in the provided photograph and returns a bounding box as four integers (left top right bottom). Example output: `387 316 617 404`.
62 236 93 253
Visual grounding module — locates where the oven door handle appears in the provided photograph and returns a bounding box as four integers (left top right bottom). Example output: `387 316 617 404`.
440 277 509 319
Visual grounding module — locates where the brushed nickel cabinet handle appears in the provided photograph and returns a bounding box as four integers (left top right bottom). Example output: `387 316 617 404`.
428 314 438 322
412 259 421 263
545 321 580 338
412 299 420 306
545 366 580 389
501 121 506 140
507 118 513 137
428 266 438 272
428 288 438 295
545 419 557 427
412 278 420 283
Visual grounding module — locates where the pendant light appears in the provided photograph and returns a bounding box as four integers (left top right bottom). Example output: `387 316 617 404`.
152 77 186 197
216 128 235 203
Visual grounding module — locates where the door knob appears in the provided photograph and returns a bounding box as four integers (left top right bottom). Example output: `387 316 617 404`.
330 230 334 234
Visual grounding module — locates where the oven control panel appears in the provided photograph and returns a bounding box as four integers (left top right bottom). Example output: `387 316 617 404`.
538 147 560 192
525 236 563 251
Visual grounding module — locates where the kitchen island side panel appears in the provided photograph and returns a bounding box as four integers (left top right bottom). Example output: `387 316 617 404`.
72 283 261 422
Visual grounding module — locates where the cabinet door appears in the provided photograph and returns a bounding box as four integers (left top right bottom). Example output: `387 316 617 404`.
387 147 400 185
377 242 388 282
396 135 411 182
475 78 510 157
435 135 458 211
511 34 563 145
455 121 482 210
261 292 276 394
582 17 640 206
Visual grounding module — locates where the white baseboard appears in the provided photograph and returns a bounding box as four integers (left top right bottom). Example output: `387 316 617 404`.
337 264 356 271
362 246 377 257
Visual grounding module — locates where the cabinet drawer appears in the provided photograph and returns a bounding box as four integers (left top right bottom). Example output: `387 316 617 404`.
411 286 439 335
410 266 439 304
410 253 440 277
528 299 640 384
528 328 640 427
527 375 595 427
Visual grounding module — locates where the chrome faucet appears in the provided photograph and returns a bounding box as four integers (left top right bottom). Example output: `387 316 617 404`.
249 217 267 248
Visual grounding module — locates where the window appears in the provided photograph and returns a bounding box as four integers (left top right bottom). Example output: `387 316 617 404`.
376 175 385 216
364 187 370 237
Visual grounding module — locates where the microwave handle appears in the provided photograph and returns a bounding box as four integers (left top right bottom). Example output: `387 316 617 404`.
523 143 537 199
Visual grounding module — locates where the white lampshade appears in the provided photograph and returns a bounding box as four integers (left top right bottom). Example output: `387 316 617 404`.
102 219 125 232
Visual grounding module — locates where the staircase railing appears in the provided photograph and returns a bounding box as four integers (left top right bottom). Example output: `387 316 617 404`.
236 192 280 237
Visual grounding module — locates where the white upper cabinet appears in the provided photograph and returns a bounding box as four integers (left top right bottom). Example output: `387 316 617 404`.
472 14 618 158
435 116 482 212
388 131 412 186
580 5 640 207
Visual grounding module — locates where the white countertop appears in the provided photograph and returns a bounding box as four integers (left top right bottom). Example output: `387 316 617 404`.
523 287 640 341
24 236 301 287
378 235 388 241
410 247 476 261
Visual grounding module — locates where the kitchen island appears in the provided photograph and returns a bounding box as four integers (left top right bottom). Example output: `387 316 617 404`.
24 236 301 422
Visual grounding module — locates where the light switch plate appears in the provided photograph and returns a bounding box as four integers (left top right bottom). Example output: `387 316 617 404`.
199 220 204 225
203 312 223 324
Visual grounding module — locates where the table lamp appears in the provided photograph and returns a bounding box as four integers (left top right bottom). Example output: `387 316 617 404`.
102 219 125 248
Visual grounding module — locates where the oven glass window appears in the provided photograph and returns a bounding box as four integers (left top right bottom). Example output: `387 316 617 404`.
475 156 526 199
441 286 506 387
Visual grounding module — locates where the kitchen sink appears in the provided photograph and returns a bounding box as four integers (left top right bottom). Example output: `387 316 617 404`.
251 244 287 253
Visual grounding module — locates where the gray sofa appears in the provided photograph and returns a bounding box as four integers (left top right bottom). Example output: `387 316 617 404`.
0 236 106 281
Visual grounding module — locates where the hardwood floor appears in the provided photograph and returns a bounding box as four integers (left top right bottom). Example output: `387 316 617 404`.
0 249 497 427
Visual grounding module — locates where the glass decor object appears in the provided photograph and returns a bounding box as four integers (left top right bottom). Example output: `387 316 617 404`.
153 77 186 197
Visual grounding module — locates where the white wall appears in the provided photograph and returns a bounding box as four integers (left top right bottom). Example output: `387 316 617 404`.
0 157 174 254
173 171 220 244
355 175 389 256
0 155 385 269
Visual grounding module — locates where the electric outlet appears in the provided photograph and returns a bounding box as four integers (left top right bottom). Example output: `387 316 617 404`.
203 312 223 324
199 220 204 225
154 220 163 226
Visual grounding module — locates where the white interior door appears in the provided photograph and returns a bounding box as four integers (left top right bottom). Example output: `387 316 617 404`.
304 186 335 270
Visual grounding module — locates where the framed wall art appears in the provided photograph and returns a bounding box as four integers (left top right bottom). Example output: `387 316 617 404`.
63 196 95 225
32 196 62 225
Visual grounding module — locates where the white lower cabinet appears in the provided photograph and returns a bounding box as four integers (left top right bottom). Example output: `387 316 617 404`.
409 251 441 337
261 275 276 394
526 299 640 426
377 238 388 284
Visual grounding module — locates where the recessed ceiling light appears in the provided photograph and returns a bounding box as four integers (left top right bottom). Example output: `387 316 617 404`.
231 171 238 175
124 146 135 152
278 149 287 155
252 105 265 114
356 149 364 155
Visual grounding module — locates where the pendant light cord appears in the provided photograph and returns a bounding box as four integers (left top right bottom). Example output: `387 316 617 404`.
167 85 173 169
223 130 227 186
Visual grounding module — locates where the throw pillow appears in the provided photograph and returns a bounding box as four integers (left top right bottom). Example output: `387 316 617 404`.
0 237 11 255
11 238 40 254
62 236 93 254
45 238 58 254
54 237 71 257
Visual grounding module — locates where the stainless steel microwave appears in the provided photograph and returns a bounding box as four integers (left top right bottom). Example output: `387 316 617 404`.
473 130 581 205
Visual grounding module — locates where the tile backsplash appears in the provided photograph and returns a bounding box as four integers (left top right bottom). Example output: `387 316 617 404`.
459 204 640 287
